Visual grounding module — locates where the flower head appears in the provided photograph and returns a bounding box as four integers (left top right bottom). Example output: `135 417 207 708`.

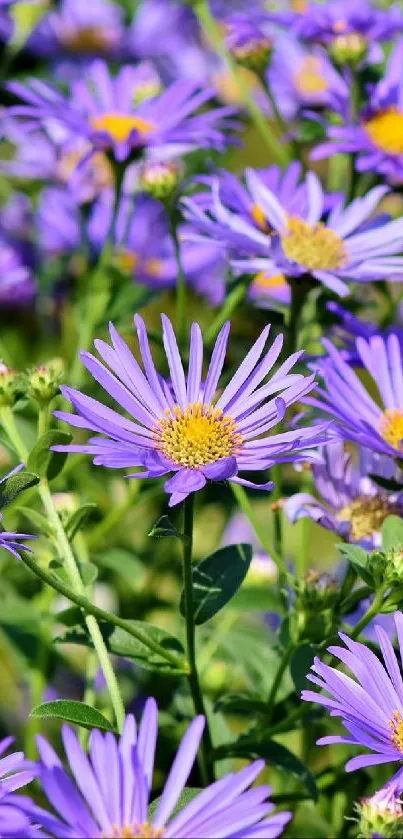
184 167 403 297
313 38 403 183
7 60 239 162
22 698 291 838
285 441 403 548
307 334 403 459
302 611 403 772
223 11 275 72
0 238 35 308
53 314 329 506
0 735 37 838
28 0 125 60
358 773 403 838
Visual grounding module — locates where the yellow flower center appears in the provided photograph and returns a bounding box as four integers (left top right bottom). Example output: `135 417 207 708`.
90 113 155 143
153 403 242 468
104 823 165 839
379 409 403 450
62 26 112 53
116 251 139 273
252 272 288 292
281 217 347 272
364 108 403 156
294 57 328 95
337 495 397 541
390 711 403 752
251 203 270 231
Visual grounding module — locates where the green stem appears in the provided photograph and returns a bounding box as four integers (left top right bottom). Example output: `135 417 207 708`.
230 483 285 574
169 217 187 347
349 586 386 641
37 404 51 438
267 644 294 715
181 496 214 785
194 0 290 167
205 277 250 347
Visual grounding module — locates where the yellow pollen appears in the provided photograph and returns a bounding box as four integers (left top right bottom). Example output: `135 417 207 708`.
251 203 270 231
62 26 112 53
294 57 328 95
291 0 308 11
390 711 403 752
154 403 242 468
104 822 165 839
364 108 403 156
90 113 155 143
379 409 403 450
252 272 287 292
337 495 398 541
281 216 347 272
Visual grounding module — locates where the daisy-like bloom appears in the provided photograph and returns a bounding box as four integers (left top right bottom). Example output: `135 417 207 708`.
7 59 238 163
183 167 403 297
266 33 349 121
293 0 403 65
22 698 291 838
28 0 125 60
326 300 403 365
53 314 329 506
308 334 403 459
0 735 37 838
313 38 403 183
301 611 403 772
285 441 403 549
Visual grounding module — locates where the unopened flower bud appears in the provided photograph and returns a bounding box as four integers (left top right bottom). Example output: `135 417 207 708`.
330 33 368 68
291 570 339 642
25 358 64 405
358 779 403 838
0 364 23 407
224 19 273 73
137 161 181 201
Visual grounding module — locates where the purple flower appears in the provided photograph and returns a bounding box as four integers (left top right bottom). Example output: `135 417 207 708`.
301 611 403 772
307 334 403 459
359 772 403 837
0 467 37 559
28 0 125 60
0 735 37 838
53 314 329 506
21 698 291 838
266 33 349 120
184 167 403 297
222 11 276 72
0 239 36 308
285 441 403 548
7 60 238 162
312 38 403 183
326 300 403 365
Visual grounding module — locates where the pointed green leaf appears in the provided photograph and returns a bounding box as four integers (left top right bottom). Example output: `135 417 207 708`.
0 471 39 509
290 645 316 693
337 543 373 586
27 431 72 480
382 515 403 551
65 504 98 540
180 544 252 625
149 515 183 539
215 738 317 801
19 506 54 537
30 699 115 732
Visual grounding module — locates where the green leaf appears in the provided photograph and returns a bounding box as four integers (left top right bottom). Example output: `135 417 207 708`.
0 471 39 509
95 549 146 591
290 645 316 694
216 738 317 801
30 700 115 732
28 431 72 480
79 561 98 587
214 693 268 715
382 515 403 551
55 620 186 675
229 584 283 613
337 543 373 586
65 504 98 540
148 788 202 821
180 544 252 625
19 506 54 537
149 515 183 540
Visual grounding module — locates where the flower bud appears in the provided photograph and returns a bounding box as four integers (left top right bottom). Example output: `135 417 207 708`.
25 358 64 405
0 364 23 408
224 20 273 73
291 570 339 642
137 161 181 201
358 780 403 838
330 33 368 68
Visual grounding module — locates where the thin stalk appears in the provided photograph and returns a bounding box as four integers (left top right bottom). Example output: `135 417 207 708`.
169 217 187 346
230 483 285 574
349 586 386 641
194 0 290 167
181 496 214 785
37 404 51 438
267 644 294 716
205 277 250 348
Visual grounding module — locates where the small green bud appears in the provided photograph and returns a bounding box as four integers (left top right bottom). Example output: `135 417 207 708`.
290 570 339 643
0 364 23 407
137 161 181 201
25 358 64 405
330 33 368 68
230 36 273 74
358 784 403 838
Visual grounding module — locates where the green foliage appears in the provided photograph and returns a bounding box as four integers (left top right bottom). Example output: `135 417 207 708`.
30 700 116 732
27 430 72 480
0 471 39 509
180 544 252 624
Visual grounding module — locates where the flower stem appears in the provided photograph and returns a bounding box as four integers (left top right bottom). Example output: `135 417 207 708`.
230 483 286 575
205 276 250 347
169 216 187 347
194 0 290 168
181 495 215 785
349 586 387 641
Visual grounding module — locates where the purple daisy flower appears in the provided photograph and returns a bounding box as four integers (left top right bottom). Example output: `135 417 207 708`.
301 611 403 772
21 698 291 838
0 467 36 559
326 300 403 365
28 0 125 61
222 11 276 72
0 735 37 838
285 441 403 549
312 38 403 183
53 314 329 506
0 239 36 309
183 167 403 297
7 60 238 163
266 33 349 120
307 333 403 459
293 0 403 65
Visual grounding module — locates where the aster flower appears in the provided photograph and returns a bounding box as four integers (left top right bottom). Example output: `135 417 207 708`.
28 0 125 61
0 735 37 838
0 239 36 308
7 59 238 163
301 611 403 772
266 33 349 120
222 11 276 73
312 38 403 183
326 300 403 365
285 441 403 549
53 314 329 506
183 167 403 297
293 0 403 65
307 333 403 459
21 698 291 838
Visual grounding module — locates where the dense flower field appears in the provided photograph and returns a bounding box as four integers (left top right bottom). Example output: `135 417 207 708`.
3 0 403 836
